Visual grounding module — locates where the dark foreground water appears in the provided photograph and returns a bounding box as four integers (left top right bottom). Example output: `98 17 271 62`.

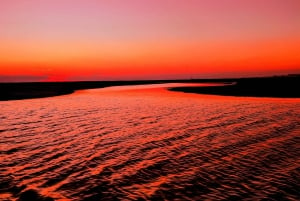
1 83 300 201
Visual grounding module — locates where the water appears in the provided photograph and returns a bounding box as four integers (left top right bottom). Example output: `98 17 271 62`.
1 83 299 201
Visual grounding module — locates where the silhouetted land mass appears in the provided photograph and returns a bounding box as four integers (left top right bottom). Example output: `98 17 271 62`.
0 80 165 101
0 75 299 100
170 75 300 98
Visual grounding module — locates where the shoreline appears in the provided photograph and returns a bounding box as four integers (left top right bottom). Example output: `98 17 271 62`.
0 80 182 101
169 76 300 98
0 76 299 101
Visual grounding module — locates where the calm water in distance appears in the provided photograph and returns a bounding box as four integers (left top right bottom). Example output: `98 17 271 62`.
1 83 300 200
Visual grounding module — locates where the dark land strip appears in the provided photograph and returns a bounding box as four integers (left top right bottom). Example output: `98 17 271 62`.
0 80 167 101
0 75 299 101
169 75 300 98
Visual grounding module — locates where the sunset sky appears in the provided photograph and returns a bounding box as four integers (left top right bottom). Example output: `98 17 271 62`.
0 0 300 82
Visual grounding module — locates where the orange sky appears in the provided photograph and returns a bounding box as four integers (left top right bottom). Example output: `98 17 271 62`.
0 0 300 81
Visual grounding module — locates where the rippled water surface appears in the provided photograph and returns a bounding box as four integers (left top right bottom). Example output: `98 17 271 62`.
1 83 300 200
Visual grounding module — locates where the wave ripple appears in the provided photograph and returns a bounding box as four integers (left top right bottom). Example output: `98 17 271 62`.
1 84 300 200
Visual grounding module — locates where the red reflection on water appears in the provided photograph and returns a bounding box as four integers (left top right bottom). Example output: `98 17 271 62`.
1 83 300 200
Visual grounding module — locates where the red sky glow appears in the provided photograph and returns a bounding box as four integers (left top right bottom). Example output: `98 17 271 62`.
0 0 300 81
